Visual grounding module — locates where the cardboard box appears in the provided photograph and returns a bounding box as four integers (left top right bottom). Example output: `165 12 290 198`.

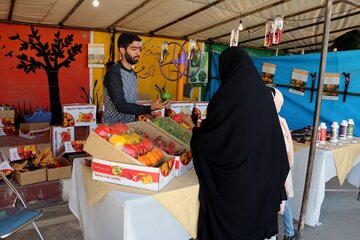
127 121 193 176
0 110 15 131
46 157 72 181
8 145 38 161
0 126 16 136
92 157 175 191
0 110 15 119
63 104 97 127
193 101 208 127
56 140 86 156
64 153 91 164
84 131 142 165
51 126 75 157
193 101 208 120
148 117 192 146
174 152 194 177
165 101 194 117
0 109 15 133
14 168 47 186
19 122 50 139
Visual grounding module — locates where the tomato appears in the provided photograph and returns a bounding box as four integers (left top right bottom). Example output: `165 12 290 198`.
94 124 113 139
122 144 139 158
110 122 129 135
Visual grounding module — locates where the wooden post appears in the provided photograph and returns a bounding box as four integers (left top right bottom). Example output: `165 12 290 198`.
297 0 333 239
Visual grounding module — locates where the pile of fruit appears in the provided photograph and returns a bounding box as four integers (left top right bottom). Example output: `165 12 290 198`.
12 147 64 174
152 118 192 145
134 129 186 156
94 123 164 167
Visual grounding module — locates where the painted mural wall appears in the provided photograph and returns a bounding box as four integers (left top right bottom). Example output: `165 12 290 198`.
0 23 90 123
0 23 202 124
92 32 202 104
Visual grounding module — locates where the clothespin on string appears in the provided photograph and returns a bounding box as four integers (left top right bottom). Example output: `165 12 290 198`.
342 72 350 102
309 72 317 103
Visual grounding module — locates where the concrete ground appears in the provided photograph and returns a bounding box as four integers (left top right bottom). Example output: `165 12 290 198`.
5 177 360 240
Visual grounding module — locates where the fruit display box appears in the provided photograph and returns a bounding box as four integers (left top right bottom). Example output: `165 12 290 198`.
0 126 16 136
92 157 175 191
8 144 38 161
165 101 194 117
63 104 97 127
46 157 72 181
135 101 165 121
14 168 47 186
193 101 208 127
127 121 193 176
56 140 86 156
19 122 50 139
150 117 192 146
0 110 15 128
84 130 143 166
51 126 75 157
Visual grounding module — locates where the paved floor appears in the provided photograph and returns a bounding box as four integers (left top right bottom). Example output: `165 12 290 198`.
5 177 360 240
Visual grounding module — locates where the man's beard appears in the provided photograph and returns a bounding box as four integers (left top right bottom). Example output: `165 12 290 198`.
125 51 139 65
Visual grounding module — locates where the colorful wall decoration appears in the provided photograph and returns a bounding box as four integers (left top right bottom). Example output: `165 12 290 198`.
0 23 203 124
92 33 202 103
0 23 90 123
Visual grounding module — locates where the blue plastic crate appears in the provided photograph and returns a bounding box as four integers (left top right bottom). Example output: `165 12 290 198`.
24 109 52 124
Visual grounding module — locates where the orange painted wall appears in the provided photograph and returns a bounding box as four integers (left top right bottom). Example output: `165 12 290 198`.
0 23 90 110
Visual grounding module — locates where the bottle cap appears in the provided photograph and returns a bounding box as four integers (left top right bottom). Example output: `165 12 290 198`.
331 122 339 127
348 119 354 124
320 122 327 128
341 120 348 126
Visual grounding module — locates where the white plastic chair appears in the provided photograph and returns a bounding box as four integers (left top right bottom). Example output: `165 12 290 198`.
0 171 44 239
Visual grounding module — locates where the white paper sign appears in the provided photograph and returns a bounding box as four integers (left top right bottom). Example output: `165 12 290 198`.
88 44 105 68
261 63 276 84
322 73 340 100
289 69 308 96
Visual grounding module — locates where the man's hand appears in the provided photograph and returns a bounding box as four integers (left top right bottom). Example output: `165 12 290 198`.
150 99 169 111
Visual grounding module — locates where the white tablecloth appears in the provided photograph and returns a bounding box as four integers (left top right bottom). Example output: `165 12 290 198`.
290 146 360 226
68 159 191 240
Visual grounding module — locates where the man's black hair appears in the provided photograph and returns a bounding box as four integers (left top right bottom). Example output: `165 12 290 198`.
117 33 141 49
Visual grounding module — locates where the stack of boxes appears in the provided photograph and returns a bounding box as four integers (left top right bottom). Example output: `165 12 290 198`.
0 109 16 136
51 103 97 157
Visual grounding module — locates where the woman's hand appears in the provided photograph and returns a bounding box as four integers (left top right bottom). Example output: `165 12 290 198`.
180 112 196 130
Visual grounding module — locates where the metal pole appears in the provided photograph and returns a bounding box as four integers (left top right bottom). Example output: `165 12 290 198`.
297 0 333 239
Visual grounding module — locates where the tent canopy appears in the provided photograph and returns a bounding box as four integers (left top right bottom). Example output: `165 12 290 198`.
1 0 359 52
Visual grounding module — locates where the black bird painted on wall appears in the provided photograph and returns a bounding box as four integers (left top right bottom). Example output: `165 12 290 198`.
4 50 13 57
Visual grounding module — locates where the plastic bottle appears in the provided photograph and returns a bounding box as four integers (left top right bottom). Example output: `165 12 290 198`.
330 122 339 143
347 119 354 138
339 120 348 140
316 126 321 143
319 122 327 144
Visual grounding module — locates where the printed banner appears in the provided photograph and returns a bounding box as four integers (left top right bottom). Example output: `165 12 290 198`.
261 63 276 84
189 44 209 84
289 69 308 96
322 73 340 100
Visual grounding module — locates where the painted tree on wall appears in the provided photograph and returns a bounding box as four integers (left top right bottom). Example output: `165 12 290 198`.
7 26 82 124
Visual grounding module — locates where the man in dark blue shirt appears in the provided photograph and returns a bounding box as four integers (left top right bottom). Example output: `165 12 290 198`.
103 33 168 124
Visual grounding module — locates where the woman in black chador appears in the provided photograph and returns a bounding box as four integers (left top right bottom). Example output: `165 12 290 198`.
190 47 289 240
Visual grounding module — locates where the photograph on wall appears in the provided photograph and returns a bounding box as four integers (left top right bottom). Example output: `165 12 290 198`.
322 73 340 100
189 43 209 84
261 62 276 84
88 44 105 68
289 68 308 96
